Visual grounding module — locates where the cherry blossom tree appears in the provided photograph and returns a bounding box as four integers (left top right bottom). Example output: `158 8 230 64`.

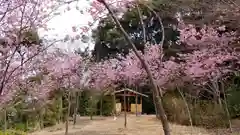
89 59 119 90
175 22 240 131
177 23 240 112
0 0 82 99
40 50 85 135
179 24 239 82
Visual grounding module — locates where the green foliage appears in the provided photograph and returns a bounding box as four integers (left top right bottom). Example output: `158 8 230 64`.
163 93 190 124
11 123 26 131
226 86 240 118
77 91 114 116
43 108 57 127
0 88 114 133
0 130 27 135
21 29 41 45
99 95 114 116
91 2 180 61
0 91 62 132
79 91 91 116
223 73 240 118
86 95 99 116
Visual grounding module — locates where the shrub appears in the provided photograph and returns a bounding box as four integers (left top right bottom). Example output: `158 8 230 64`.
79 91 91 116
43 109 57 127
163 92 191 125
12 123 26 131
101 95 114 116
163 91 229 128
191 100 228 128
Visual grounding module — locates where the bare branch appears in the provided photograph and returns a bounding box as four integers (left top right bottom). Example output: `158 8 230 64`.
4 39 62 85
140 3 165 48
136 2 146 44
0 47 18 95
0 2 10 22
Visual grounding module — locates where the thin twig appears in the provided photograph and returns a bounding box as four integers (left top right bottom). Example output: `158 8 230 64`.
177 87 193 135
140 3 165 48
220 80 233 132
139 2 166 98
0 47 18 94
4 40 61 86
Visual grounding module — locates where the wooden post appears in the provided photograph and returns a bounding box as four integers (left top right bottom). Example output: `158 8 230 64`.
127 91 130 112
124 90 127 127
112 90 116 116
90 96 93 120
140 95 142 115
135 94 138 116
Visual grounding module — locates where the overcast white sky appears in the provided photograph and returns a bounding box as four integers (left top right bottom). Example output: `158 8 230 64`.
38 0 97 52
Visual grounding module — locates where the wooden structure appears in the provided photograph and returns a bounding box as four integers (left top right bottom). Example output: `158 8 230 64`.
113 88 148 115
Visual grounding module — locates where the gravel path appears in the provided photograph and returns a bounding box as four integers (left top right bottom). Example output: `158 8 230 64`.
30 115 240 135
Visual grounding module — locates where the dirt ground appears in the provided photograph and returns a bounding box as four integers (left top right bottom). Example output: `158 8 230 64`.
30 114 240 135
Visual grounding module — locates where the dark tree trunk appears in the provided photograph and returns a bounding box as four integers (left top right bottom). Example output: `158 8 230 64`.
73 91 80 125
65 91 71 135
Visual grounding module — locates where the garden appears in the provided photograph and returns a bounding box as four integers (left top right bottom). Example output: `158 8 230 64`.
0 0 240 135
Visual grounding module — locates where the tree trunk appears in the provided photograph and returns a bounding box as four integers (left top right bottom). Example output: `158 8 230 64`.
39 109 44 129
26 117 28 132
90 96 93 120
153 93 161 119
100 93 103 116
124 90 127 128
35 111 41 131
65 91 71 135
58 94 63 123
4 108 7 135
153 86 164 119
101 1 171 135
73 91 79 125
218 94 223 109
